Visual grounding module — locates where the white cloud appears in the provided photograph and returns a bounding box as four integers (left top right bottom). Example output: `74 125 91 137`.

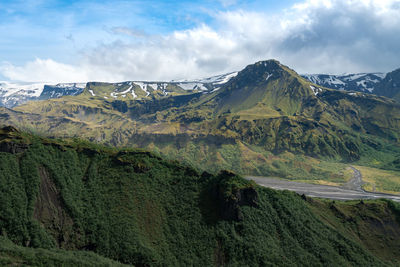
1 59 89 83
2 0 400 83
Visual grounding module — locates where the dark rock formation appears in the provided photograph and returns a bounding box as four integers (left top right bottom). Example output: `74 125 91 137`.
0 141 28 154
217 170 259 221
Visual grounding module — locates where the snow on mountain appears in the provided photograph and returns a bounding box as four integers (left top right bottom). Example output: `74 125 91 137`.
179 72 238 85
0 82 87 108
39 83 86 100
302 73 385 93
0 82 46 108
0 72 238 108
176 82 208 91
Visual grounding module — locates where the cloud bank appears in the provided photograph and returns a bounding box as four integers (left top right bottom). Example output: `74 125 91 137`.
2 0 400 83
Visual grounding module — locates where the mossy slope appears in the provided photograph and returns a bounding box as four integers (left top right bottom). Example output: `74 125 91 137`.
0 127 400 266
1 60 400 183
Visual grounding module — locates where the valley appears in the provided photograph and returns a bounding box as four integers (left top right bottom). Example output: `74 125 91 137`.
1 60 400 266
3 1 400 265
246 167 400 202
1 126 400 266
0 60 399 195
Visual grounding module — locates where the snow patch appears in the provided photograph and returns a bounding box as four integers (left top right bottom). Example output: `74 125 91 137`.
0 82 46 97
212 72 238 85
310 85 322 96
134 82 150 96
55 83 86 89
119 85 133 95
88 89 96 96
131 89 137 99
147 83 158 90
177 83 208 91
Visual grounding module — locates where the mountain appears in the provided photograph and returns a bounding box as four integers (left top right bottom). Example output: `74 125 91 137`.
302 69 400 103
0 73 238 108
38 83 86 100
77 72 238 101
0 82 46 108
374 68 400 102
302 73 385 93
1 60 400 187
1 126 400 266
0 82 86 108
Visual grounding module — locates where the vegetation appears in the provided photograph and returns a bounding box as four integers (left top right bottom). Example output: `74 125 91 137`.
354 165 400 194
0 236 127 266
1 59 400 192
0 127 400 266
308 199 400 264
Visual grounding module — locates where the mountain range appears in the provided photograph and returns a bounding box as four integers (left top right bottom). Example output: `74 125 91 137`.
1 65 399 108
0 72 238 108
1 60 400 265
0 59 399 192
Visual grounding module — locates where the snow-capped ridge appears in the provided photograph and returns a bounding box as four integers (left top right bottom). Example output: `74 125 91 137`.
302 72 386 93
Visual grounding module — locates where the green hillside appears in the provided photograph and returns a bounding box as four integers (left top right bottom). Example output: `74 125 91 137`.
1 126 400 266
1 60 400 190
0 236 127 267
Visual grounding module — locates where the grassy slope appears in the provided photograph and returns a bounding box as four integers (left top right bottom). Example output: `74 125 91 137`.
308 199 400 264
1 60 400 193
0 236 127 267
3 101 400 192
354 165 400 194
0 127 400 266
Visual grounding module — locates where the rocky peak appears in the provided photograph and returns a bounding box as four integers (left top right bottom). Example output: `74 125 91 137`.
375 68 400 101
226 59 290 88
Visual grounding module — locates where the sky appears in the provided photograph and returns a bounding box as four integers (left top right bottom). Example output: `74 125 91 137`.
0 0 400 83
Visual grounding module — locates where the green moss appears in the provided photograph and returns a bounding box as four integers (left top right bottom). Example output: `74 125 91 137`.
0 236 127 266
0 129 399 265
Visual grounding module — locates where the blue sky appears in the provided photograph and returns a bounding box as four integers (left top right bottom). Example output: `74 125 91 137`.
1 0 400 82
0 0 295 65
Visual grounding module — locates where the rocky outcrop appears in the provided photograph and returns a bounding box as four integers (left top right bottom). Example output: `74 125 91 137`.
33 166 75 248
216 171 259 221
0 141 28 154
0 126 28 153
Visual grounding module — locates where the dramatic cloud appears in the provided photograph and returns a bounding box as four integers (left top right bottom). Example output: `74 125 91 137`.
2 0 400 82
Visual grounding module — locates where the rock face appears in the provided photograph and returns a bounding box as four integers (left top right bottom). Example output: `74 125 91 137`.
220 186 259 221
374 68 400 102
39 83 86 100
33 166 74 248
216 171 259 221
0 126 28 153
0 141 28 154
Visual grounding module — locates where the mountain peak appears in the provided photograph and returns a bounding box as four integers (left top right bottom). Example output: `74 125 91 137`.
374 68 400 101
221 59 301 89
244 59 285 73
213 60 316 115
254 59 282 68
220 59 293 91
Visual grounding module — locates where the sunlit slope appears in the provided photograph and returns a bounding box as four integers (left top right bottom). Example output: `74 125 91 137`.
1 59 400 179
